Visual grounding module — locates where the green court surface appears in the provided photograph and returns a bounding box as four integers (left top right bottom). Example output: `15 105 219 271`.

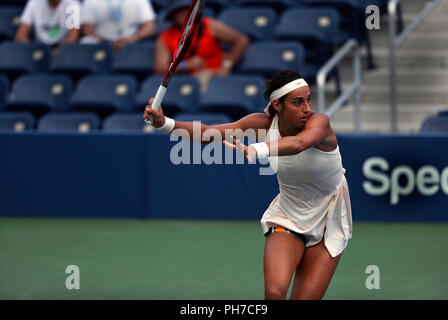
0 218 447 300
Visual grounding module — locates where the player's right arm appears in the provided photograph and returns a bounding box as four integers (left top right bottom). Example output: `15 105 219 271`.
143 98 271 143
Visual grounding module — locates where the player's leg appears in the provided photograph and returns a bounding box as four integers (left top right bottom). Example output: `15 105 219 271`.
289 240 342 300
264 228 306 300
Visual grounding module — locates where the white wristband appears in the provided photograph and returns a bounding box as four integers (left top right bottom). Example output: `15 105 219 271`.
249 142 270 159
156 116 175 134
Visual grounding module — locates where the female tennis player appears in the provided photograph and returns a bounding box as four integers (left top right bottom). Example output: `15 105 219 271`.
143 70 352 300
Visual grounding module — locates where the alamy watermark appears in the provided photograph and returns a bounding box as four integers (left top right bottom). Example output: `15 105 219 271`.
65 265 80 290
365 265 380 290
365 5 381 30
65 4 80 30
166 122 278 176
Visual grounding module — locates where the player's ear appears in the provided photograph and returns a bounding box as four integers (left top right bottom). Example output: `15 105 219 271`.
272 100 281 113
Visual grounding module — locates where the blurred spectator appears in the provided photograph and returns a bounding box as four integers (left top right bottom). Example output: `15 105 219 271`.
155 0 250 93
14 0 81 55
81 0 157 51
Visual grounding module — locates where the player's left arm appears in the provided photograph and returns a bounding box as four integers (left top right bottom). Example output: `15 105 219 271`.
268 113 330 156
225 113 330 163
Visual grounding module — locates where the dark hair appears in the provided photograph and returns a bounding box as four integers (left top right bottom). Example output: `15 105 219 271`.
264 70 303 117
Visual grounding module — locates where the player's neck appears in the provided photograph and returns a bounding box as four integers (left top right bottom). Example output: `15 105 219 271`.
278 118 301 137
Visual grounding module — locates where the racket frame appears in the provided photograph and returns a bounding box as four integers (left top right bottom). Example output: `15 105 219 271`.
146 0 205 124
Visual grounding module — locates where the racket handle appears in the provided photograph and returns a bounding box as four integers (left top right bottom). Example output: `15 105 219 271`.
144 85 167 125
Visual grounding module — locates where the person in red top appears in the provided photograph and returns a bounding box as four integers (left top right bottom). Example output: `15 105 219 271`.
155 0 250 93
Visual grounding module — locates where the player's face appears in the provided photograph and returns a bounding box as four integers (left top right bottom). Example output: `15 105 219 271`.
276 86 312 128
173 7 189 27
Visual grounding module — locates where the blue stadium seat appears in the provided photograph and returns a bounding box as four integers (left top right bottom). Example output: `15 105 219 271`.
202 6 217 17
103 112 164 134
50 43 113 76
70 75 137 113
303 0 358 9
7 75 73 112
204 0 230 13
37 112 100 133
302 1 351 44
420 115 448 133
236 0 295 12
113 42 156 78
199 75 265 120
218 7 277 41
302 0 385 69
0 111 35 132
238 41 305 77
0 42 50 76
275 7 342 88
0 6 23 41
0 74 9 108
174 112 232 125
276 7 341 46
137 75 200 116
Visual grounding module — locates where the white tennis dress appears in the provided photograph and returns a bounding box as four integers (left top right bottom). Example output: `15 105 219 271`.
260 114 353 258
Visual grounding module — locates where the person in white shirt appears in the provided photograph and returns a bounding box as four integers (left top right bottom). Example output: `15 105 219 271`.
81 0 157 51
15 0 81 54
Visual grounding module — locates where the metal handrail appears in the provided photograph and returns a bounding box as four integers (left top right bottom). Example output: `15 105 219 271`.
317 39 361 132
388 0 442 132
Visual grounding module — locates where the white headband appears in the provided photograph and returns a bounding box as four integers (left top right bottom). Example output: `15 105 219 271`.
264 78 309 115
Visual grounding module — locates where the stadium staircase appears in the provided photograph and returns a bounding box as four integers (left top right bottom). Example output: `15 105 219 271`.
329 0 448 133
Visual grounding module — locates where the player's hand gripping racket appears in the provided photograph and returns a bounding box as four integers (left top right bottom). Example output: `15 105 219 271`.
144 0 205 124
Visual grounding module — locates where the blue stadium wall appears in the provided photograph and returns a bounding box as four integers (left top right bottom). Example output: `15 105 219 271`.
0 133 447 222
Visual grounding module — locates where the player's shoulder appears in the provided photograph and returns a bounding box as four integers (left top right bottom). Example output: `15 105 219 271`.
246 112 273 123
237 113 273 130
308 112 330 125
310 111 328 119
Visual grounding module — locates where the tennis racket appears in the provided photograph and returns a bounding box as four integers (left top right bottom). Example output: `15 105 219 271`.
144 0 206 124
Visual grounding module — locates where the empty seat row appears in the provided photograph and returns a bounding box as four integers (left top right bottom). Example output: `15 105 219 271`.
0 42 115 77
0 41 303 75
0 40 320 84
4 109 447 134
0 74 268 119
0 111 233 133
